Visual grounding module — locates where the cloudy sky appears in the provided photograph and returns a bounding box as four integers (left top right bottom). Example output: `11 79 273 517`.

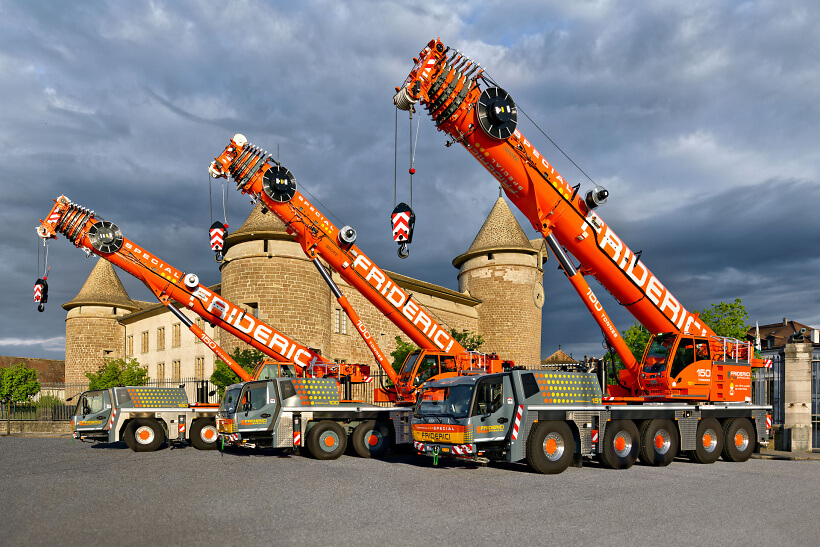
2 0 818 364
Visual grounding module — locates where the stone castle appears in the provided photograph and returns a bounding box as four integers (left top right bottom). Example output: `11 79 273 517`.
63 197 545 385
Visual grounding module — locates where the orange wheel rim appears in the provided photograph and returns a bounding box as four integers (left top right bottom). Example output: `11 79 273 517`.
615 436 626 452
545 438 558 455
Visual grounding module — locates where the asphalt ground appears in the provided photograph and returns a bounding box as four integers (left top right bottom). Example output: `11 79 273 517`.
1 437 818 546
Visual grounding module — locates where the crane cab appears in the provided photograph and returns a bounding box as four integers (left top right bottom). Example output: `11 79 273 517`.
638 333 754 402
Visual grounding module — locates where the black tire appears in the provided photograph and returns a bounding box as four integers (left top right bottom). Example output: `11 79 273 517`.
122 422 136 451
721 418 755 462
638 419 679 466
526 420 575 474
687 418 723 464
124 418 164 452
306 420 347 460
599 419 640 469
351 420 391 458
189 418 219 450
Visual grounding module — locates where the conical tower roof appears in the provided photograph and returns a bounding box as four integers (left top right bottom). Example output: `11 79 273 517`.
453 197 538 268
224 200 295 251
63 259 141 312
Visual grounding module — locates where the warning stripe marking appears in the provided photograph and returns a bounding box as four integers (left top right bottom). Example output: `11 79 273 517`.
510 405 523 441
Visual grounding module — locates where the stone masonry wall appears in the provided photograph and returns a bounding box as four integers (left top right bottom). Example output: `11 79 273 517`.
219 239 331 357
458 253 543 369
64 306 125 390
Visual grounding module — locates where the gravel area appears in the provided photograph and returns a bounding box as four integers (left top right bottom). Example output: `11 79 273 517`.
1 437 818 546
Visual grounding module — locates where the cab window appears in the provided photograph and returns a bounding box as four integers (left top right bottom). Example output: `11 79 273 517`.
440 357 456 373
415 355 440 386
77 391 106 415
670 337 696 378
241 383 268 412
472 377 503 416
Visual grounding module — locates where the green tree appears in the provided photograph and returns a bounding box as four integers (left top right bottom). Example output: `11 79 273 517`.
389 336 418 375
0 364 41 435
695 298 750 340
85 357 148 390
607 321 650 385
449 328 485 352
210 348 265 397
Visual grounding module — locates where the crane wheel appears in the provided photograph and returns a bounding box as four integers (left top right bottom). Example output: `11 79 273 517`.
526 420 575 474
124 418 165 452
306 420 347 460
190 418 219 450
351 420 391 458
638 419 679 466
687 418 723 464
721 418 755 462
599 419 640 469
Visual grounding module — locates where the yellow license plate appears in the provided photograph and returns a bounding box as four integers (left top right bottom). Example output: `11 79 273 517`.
413 424 466 444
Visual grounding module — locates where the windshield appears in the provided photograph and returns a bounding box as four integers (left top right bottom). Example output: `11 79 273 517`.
400 352 420 375
220 386 242 414
644 334 676 373
257 363 297 379
415 384 475 419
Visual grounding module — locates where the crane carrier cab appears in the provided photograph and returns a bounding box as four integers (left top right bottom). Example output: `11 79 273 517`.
70 386 219 452
216 376 412 459
412 368 771 474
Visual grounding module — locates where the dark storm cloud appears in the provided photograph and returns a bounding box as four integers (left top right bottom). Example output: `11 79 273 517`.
1 1 818 362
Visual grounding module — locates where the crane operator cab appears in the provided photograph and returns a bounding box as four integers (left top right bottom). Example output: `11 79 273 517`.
641 333 713 399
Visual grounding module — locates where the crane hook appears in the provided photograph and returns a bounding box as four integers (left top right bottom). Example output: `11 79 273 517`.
397 242 410 259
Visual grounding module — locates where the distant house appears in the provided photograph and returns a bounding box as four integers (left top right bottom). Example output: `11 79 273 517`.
747 318 819 350
541 349 579 369
0 355 65 383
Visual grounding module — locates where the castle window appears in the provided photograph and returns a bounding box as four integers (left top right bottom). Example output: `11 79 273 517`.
195 318 205 343
126 335 134 357
157 327 165 351
141 331 149 354
156 362 165 381
172 323 181 348
195 357 205 379
172 360 181 381
334 308 346 334
244 302 258 318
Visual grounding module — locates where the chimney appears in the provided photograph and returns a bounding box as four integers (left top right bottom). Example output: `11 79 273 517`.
812 329 820 344
783 317 788 326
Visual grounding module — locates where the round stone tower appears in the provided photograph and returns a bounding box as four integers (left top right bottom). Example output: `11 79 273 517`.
63 258 142 387
219 201 331 357
453 197 545 369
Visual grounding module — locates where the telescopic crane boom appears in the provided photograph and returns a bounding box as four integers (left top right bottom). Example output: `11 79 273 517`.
395 38 762 401
36 195 370 384
209 136 510 402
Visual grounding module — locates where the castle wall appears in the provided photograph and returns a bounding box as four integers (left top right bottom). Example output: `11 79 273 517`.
458 252 543 369
122 306 217 381
219 238 331 357
64 305 126 393
328 272 479 368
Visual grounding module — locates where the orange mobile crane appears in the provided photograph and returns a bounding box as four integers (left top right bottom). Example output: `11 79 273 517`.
36 195 372 388
209 136 512 403
395 37 767 403
391 39 770 471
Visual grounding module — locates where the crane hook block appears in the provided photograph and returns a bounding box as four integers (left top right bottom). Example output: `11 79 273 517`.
34 277 48 312
209 221 227 262
391 202 415 259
